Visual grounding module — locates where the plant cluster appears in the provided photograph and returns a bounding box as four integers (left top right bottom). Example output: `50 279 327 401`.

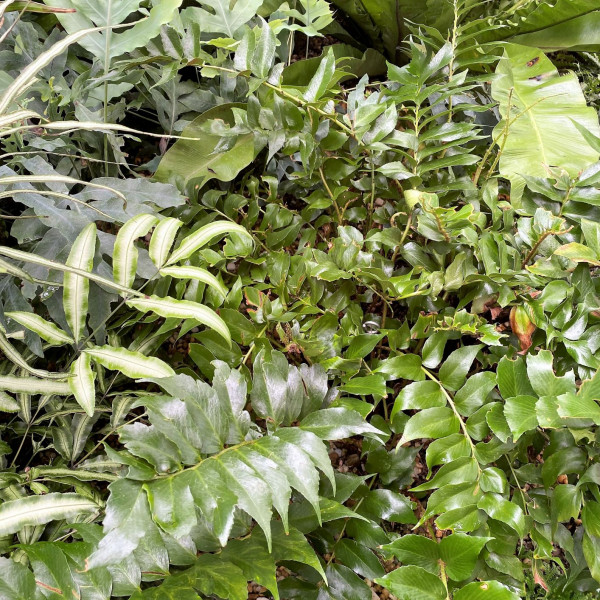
2 0 600 599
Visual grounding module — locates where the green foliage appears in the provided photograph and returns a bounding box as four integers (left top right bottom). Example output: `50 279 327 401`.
1 1 600 599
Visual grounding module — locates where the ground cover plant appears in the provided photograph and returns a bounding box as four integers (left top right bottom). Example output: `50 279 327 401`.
3 0 600 598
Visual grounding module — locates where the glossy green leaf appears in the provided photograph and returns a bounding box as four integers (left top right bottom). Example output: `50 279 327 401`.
375 565 447 600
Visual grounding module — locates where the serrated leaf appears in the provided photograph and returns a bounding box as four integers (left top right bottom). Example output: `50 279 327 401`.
5 311 73 345
69 353 96 417
63 223 97 343
165 220 252 266
126 295 230 346
113 214 159 289
0 493 98 535
85 345 175 379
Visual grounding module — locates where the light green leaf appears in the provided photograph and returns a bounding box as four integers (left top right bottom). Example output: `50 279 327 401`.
0 493 98 536
375 565 447 600
126 295 230 345
453 581 520 600
504 395 538 440
527 350 576 397
149 217 183 268
165 220 252 266
380 535 439 573
400 407 460 445
113 213 159 289
155 105 261 193
554 242 600 266
438 345 482 391
159 266 227 298
63 223 97 343
69 353 96 417
477 493 525 537
299 408 384 440
85 345 175 379
439 533 491 581
491 44 600 193
304 47 336 102
5 311 73 346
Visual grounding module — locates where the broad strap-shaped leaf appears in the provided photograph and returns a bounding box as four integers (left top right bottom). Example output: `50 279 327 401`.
126 295 230 345
453 581 520 600
85 345 175 379
0 493 98 536
113 214 159 289
159 265 227 298
165 220 253 266
63 223 97 343
5 311 73 345
491 44 600 196
149 217 183 268
69 353 96 417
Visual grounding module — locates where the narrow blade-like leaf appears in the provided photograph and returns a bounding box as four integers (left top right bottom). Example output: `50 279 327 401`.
165 221 252 266
6 311 73 346
69 353 96 417
64 223 97 343
84 345 175 379
126 295 230 345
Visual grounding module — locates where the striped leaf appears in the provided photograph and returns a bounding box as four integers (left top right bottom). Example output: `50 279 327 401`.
0 330 67 379
84 345 175 379
64 223 97 343
6 311 73 345
126 295 231 345
0 257 33 282
0 27 100 114
159 265 228 298
149 217 183 268
0 376 71 395
113 214 159 289
0 246 134 296
69 353 96 417
0 493 98 536
165 221 252 266
0 175 126 202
